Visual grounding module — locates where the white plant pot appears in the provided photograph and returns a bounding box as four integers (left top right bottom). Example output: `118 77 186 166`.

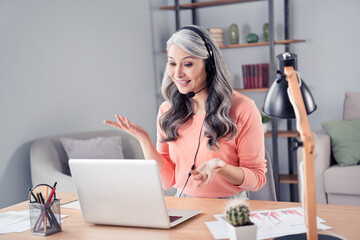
262 122 269 133
226 221 257 240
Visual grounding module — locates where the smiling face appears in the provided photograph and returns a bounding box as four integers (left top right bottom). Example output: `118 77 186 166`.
167 44 208 96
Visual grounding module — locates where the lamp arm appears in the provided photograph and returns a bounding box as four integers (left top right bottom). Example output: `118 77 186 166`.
284 66 318 240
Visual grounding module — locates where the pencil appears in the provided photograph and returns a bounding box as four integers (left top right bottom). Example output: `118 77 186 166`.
46 182 57 203
36 182 57 231
28 188 38 203
44 186 49 233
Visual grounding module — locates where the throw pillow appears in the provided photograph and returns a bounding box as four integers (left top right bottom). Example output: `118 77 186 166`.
321 119 360 166
343 92 360 120
61 136 124 174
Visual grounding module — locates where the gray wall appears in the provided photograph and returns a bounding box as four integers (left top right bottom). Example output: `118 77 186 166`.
0 0 161 208
1 0 359 208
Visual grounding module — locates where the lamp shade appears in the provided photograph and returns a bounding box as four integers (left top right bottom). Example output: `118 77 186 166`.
262 52 317 119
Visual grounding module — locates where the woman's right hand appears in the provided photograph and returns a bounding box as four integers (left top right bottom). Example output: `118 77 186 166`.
103 114 149 142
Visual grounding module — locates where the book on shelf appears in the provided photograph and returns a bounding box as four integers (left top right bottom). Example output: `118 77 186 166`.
208 28 224 47
208 28 223 34
242 63 269 89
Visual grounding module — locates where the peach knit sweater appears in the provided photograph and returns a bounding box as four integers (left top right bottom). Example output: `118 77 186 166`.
156 91 266 198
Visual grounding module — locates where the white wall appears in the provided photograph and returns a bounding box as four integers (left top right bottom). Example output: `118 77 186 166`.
0 0 161 208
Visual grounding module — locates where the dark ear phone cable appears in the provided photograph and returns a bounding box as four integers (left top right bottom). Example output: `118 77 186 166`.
178 117 206 197
177 26 215 197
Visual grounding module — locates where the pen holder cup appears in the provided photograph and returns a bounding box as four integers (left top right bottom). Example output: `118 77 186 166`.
29 199 62 236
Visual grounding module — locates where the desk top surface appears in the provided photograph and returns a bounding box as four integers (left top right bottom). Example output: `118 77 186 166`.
1 192 360 240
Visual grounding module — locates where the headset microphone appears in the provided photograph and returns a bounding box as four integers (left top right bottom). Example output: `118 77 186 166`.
180 26 216 100
186 92 195 98
186 84 208 98
177 26 215 196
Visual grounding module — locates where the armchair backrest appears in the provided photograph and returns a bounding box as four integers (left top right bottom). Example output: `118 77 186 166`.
248 150 277 201
30 130 144 191
343 92 360 120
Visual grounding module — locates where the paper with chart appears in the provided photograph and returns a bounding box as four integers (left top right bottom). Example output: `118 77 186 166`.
61 200 81 210
205 207 332 240
0 210 67 235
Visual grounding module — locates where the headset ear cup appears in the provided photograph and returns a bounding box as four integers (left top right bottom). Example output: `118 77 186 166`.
204 42 216 81
205 59 216 81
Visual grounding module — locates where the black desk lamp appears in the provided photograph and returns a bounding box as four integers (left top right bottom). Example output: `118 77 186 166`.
262 52 340 240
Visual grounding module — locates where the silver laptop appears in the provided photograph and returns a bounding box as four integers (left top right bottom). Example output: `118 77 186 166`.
69 159 201 229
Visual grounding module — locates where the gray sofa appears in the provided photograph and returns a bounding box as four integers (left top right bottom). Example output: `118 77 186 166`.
30 130 144 193
298 92 360 206
30 130 275 200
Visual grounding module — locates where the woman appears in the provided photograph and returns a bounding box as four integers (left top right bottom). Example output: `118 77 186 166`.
104 25 266 199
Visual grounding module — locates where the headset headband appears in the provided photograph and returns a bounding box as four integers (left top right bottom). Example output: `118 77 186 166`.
179 26 214 59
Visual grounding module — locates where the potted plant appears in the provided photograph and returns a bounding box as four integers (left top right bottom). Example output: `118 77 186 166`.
261 114 271 133
223 199 257 240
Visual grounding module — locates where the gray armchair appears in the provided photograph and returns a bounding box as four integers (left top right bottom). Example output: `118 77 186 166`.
298 92 360 206
248 150 277 201
30 130 144 193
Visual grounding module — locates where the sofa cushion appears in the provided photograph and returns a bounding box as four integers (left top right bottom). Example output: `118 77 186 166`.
61 135 124 174
321 119 360 166
343 92 360 120
324 165 360 196
327 193 360 206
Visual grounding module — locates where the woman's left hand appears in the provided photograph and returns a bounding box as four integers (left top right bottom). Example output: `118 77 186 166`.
190 158 226 187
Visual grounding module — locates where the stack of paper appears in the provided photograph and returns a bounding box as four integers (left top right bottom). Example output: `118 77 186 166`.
61 200 81 210
205 207 332 240
0 210 67 235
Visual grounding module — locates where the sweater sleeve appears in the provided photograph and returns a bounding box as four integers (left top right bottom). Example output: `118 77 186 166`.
235 100 267 191
156 103 176 190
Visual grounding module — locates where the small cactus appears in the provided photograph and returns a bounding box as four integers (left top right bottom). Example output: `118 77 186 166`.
225 198 251 227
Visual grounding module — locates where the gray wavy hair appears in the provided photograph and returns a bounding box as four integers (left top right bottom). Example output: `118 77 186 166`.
159 25 238 150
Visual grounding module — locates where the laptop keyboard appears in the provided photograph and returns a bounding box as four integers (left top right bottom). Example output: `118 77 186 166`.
169 216 183 222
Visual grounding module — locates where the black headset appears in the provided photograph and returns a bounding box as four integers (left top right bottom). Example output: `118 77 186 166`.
176 26 215 196
179 26 216 83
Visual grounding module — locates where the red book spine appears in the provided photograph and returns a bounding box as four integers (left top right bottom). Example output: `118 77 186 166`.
246 64 251 89
254 64 258 88
250 64 255 88
242 65 247 89
262 63 269 88
253 64 257 88
255 64 259 88
258 64 263 88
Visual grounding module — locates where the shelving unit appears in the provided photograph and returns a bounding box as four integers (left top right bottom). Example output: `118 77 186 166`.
219 39 305 49
159 0 264 10
162 39 305 53
235 88 268 93
264 130 298 138
279 174 299 184
159 0 304 201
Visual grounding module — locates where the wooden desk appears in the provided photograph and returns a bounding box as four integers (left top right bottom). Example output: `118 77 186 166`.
1 193 359 240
